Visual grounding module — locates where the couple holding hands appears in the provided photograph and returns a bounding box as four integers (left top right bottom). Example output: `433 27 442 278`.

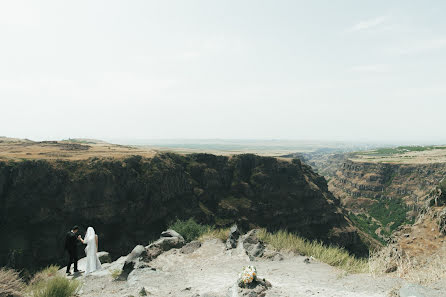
64 225 102 275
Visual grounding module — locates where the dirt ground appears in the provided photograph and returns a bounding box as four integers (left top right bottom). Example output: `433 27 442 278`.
60 239 445 297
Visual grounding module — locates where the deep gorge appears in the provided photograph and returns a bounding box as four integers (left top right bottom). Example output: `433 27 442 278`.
0 153 367 271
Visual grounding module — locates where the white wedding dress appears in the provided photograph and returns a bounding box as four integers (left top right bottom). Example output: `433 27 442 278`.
83 227 102 275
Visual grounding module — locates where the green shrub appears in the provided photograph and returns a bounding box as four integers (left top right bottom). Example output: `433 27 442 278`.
30 276 80 297
0 268 25 297
168 218 212 242
349 213 384 243
348 196 414 244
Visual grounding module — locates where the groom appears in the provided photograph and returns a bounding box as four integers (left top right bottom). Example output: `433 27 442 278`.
64 225 81 275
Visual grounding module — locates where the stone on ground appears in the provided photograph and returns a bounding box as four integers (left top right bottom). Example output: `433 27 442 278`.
241 230 265 260
180 241 202 254
226 224 240 250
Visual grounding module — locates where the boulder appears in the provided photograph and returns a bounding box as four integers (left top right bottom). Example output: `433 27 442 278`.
438 208 446 234
119 260 135 281
150 236 184 251
118 245 146 280
161 229 184 239
225 224 240 249
126 245 146 262
262 249 284 261
145 246 163 262
180 241 202 254
238 277 272 297
98 251 112 263
241 230 265 260
143 229 185 261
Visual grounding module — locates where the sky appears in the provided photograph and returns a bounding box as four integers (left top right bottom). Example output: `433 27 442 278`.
1 0 446 144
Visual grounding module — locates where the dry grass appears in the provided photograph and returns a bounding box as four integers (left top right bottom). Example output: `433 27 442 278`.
200 228 368 274
0 268 25 297
350 147 446 164
0 139 156 161
257 229 369 274
110 269 121 280
29 265 60 287
27 266 80 297
199 228 230 242
369 243 446 285
29 276 80 297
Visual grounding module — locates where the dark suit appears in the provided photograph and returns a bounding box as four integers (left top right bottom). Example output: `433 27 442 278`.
64 231 79 273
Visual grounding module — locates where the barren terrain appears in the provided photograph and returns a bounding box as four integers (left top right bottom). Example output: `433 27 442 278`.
0 137 156 161
349 146 446 164
61 239 442 297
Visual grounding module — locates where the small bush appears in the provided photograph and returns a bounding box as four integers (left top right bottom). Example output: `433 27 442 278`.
168 218 212 242
257 229 368 274
30 276 80 297
110 269 121 280
29 265 60 287
0 268 25 297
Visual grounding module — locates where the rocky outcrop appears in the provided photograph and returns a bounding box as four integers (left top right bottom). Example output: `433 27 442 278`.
241 230 265 260
119 245 146 280
144 230 185 262
0 153 368 271
180 241 201 254
237 278 272 297
119 230 185 280
226 225 241 250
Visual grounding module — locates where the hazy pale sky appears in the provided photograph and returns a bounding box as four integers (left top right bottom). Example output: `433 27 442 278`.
1 1 446 143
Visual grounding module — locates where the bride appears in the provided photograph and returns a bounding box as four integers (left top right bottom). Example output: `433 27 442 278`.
78 227 102 275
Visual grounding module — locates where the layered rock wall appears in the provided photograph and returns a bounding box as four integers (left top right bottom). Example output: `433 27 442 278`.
330 160 446 210
0 153 367 271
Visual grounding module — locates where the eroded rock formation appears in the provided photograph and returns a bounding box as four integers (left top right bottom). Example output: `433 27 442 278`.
0 153 367 271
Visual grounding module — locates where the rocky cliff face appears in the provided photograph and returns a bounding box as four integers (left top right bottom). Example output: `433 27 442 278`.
329 159 446 241
331 160 446 208
0 153 367 271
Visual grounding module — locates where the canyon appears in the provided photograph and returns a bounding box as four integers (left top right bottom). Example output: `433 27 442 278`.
0 139 367 271
299 146 446 243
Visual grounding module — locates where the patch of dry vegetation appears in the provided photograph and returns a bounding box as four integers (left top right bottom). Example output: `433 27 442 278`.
350 146 446 164
0 268 25 297
0 138 156 161
29 265 59 287
201 228 368 273
26 265 80 297
0 265 79 297
199 228 230 242
30 276 80 297
257 229 369 274
369 244 446 285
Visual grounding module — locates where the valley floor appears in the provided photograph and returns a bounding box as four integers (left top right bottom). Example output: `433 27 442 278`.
60 239 445 297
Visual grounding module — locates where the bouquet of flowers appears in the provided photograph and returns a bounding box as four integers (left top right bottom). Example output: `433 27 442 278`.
238 265 257 286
